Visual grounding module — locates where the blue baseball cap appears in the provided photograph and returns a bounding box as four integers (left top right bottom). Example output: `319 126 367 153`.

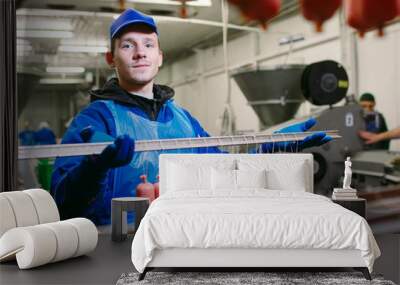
110 9 158 39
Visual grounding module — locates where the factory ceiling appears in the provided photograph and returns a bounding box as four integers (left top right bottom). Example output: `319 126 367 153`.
16 0 299 86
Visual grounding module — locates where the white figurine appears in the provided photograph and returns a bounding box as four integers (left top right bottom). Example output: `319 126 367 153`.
332 157 357 199
342 157 353 189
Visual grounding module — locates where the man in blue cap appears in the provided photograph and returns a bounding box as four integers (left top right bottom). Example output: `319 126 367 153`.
51 9 331 225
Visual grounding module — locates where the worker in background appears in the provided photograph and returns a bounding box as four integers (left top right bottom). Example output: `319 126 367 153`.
18 121 39 189
359 93 389 150
18 121 36 146
34 121 57 191
51 9 331 225
360 127 400 145
34 121 56 145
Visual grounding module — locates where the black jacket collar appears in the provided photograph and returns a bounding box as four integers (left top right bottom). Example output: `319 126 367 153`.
89 78 174 106
89 78 175 121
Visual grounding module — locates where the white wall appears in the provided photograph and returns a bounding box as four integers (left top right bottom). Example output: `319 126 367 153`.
158 13 400 150
357 24 400 151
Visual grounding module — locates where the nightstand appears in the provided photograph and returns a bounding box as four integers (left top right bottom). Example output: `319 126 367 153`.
332 198 366 218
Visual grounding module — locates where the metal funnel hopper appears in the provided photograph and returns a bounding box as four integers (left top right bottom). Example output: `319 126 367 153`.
232 64 306 128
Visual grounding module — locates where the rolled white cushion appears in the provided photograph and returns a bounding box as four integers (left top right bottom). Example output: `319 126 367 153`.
0 191 39 227
0 196 17 238
0 219 98 269
42 221 79 262
23 189 60 223
0 226 57 269
65 218 98 257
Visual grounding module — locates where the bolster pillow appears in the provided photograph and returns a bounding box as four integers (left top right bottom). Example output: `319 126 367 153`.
0 218 98 269
0 189 98 269
0 189 59 237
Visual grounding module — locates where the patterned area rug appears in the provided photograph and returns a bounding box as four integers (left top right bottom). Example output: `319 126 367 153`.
116 271 396 285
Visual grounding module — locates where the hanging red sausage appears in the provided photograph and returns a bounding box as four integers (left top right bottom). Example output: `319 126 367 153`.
176 0 188 18
229 0 281 29
118 0 125 11
299 0 342 32
136 175 155 203
345 0 398 37
397 0 400 15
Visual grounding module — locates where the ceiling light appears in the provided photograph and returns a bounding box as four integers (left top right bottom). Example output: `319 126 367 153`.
17 18 73 31
112 0 212 18
17 8 99 17
17 30 74 39
17 44 33 52
186 0 212 6
58 45 108 53
279 34 305 45
125 0 211 6
17 50 33 57
60 39 109 47
17 38 31 45
39 78 86 85
46 67 85 74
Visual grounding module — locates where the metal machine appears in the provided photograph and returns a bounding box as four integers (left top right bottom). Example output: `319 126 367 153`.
232 60 400 196
232 64 306 129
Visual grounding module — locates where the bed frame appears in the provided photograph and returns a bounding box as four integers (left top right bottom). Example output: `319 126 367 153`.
140 248 370 280
138 154 372 281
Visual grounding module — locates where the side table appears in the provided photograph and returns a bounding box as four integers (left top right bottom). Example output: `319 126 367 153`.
111 197 149 242
332 198 366 218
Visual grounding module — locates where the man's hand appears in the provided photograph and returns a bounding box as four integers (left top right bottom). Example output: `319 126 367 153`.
359 130 381 144
80 126 135 170
96 135 135 169
360 127 400 144
262 118 332 153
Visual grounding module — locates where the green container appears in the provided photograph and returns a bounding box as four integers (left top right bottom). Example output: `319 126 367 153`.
36 158 54 191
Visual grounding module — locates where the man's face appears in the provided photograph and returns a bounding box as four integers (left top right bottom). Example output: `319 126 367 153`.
108 25 162 88
360 101 375 113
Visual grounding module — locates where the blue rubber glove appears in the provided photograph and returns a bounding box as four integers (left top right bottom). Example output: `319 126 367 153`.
53 127 134 218
80 126 114 143
276 117 318 133
80 126 135 170
262 118 332 153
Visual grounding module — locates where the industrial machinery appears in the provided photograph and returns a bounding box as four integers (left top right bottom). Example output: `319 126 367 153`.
232 59 400 233
232 60 400 191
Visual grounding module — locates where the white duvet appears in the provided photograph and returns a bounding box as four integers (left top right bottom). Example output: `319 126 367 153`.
131 190 380 273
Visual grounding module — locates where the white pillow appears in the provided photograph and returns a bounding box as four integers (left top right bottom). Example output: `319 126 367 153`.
266 161 307 191
238 158 308 191
167 162 212 191
211 169 268 190
211 168 237 190
236 169 267 189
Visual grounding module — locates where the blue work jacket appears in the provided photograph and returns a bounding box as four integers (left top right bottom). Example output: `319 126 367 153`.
51 79 221 224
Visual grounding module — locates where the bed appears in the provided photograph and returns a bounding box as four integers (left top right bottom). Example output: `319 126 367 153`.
131 154 380 280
